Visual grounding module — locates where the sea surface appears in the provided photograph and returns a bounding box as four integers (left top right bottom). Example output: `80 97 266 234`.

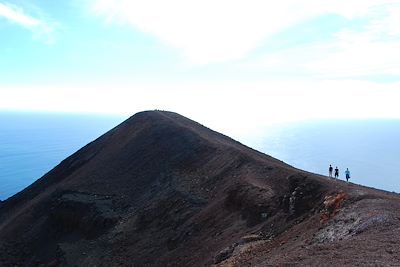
0 113 399 200
0 112 126 200
245 119 400 194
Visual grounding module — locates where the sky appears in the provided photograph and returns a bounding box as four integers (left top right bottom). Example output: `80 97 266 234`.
1 0 400 135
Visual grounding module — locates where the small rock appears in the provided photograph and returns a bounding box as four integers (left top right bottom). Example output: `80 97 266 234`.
241 234 263 243
214 245 236 264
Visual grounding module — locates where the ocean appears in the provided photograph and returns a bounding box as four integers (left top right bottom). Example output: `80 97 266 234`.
0 113 399 200
0 112 126 200
245 119 400 194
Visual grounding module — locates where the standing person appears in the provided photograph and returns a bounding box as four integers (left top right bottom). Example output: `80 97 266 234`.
345 168 351 182
334 166 339 178
329 165 333 177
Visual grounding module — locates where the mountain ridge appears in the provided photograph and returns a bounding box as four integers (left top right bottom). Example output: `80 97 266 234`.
0 110 399 266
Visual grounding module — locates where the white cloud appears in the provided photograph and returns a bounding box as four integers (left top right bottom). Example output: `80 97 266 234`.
305 4 400 78
0 3 39 26
0 2 56 44
366 5 400 37
305 39 400 78
88 0 398 65
90 0 306 65
239 2 400 78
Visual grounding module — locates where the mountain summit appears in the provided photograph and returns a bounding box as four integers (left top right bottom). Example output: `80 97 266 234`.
1 111 399 266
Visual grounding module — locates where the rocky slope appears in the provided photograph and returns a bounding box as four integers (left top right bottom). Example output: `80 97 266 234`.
0 111 399 266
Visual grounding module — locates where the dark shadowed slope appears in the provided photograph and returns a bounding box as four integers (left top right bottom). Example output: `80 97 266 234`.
0 111 400 266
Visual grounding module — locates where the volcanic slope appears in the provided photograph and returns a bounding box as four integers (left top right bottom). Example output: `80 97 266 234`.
1 111 400 266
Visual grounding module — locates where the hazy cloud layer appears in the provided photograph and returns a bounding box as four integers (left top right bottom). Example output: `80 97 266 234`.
2 80 400 136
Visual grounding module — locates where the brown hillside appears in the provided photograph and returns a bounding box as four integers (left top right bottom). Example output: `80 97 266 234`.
0 110 399 266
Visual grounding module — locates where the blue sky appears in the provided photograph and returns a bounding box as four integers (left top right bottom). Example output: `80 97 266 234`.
1 0 400 134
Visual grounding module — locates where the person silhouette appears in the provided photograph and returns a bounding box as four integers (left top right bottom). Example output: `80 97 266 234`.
345 168 351 182
334 166 339 178
329 165 333 177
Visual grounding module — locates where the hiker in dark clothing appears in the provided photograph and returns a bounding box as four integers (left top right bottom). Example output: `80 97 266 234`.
345 168 350 182
329 165 333 177
334 167 339 178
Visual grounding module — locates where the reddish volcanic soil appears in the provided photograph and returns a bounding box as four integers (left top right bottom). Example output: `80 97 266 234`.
0 111 399 266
